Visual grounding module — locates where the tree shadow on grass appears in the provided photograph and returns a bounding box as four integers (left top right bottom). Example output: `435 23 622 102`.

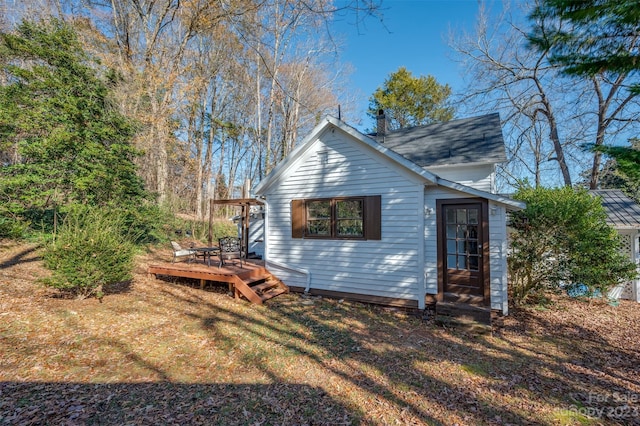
184 288 640 424
0 245 40 269
496 305 640 401
0 381 351 425
102 279 134 295
8 271 638 425
153 289 551 425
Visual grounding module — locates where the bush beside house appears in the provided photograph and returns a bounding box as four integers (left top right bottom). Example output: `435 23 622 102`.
508 185 637 305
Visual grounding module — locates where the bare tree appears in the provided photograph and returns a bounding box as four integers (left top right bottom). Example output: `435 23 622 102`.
450 0 640 189
450 2 580 187
586 72 640 189
5 0 382 216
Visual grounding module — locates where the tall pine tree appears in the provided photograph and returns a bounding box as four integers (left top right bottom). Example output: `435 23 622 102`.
529 0 640 92
368 67 454 130
0 19 147 230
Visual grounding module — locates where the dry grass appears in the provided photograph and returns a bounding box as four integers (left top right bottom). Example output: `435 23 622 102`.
1 239 639 425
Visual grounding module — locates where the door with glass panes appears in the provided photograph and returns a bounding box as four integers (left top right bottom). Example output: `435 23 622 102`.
438 200 489 304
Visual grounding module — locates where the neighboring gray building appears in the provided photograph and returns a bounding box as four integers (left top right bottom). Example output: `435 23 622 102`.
591 189 640 302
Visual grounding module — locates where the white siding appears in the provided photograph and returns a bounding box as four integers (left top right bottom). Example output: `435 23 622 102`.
248 218 265 259
488 203 509 314
423 188 509 314
427 164 495 192
262 129 425 306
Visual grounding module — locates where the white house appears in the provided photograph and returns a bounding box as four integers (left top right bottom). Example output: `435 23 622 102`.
254 113 524 316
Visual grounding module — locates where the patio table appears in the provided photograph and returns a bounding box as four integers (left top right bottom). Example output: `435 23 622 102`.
193 247 219 267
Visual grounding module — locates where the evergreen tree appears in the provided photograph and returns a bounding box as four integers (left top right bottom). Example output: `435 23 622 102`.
0 19 147 230
529 0 640 92
528 0 640 188
368 67 454 130
596 139 640 201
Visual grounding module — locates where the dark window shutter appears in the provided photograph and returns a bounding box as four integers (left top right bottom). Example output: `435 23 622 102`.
291 199 305 238
364 195 381 240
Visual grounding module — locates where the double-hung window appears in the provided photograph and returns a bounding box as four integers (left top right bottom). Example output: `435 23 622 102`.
291 196 381 240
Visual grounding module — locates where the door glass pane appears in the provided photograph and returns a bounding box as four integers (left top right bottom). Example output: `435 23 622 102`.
469 256 479 271
444 204 482 273
468 209 478 224
446 208 456 223
456 209 467 224
457 241 466 254
458 256 467 270
468 241 478 254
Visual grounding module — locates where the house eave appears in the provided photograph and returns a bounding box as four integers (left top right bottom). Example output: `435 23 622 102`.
254 116 523 211
435 177 526 211
426 159 506 170
610 225 640 231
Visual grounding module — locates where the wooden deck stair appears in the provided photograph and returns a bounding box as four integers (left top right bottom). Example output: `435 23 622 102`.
435 302 493 328
232 269 289 304
147 261 288 305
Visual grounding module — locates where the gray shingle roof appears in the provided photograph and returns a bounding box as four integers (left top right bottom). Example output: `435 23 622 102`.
376 113 507 168
590 189 640 229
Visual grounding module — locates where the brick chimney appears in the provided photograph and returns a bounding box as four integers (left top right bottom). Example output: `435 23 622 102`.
376 109 387 141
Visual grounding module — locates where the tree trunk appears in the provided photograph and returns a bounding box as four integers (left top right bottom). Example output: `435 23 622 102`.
534 78 572 187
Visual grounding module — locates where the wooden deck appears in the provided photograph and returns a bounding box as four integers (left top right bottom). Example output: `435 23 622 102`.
147 259 288 304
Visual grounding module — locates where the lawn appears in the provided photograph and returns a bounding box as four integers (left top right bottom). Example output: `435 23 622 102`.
1 240 639 425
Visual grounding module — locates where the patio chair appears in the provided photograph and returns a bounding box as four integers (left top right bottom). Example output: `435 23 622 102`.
170 241 196 263
218 236 244 268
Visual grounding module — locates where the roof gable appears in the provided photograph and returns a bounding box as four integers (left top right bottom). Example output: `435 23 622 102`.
379 113 507 168
254 116 440 194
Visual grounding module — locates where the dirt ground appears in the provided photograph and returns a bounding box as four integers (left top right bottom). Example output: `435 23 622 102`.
1 239 639 425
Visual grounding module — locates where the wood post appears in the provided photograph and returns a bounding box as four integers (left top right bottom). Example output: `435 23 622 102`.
208 198 214 247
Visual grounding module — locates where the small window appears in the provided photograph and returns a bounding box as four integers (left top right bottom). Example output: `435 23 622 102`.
336 199 363 237
307 200 331 236
291 196 380 240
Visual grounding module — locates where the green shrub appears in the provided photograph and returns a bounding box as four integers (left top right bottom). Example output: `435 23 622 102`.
209 220 238 241
0 215 30 239
41 206 137 299
167 215 237 244
111 203 169 245
509 185 637 305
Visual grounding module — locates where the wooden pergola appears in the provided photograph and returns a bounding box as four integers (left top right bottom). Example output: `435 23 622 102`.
148 197 287 305
209 198 264 256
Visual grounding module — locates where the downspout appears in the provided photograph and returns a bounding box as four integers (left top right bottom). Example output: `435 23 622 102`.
267 259 311 293
257 196 312 292
417 186 426 310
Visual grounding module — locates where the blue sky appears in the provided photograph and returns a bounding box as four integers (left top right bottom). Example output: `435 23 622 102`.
332 0 486 130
